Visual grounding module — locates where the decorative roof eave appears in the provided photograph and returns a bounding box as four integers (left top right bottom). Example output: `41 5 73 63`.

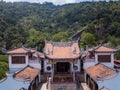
93 45 115 53
6 52 29 55
6 46 29 54
6 46 37 54
45 55 80 60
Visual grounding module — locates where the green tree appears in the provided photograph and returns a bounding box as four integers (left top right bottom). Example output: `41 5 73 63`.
52 32 69 42
80 32 96 47
109 36 120 47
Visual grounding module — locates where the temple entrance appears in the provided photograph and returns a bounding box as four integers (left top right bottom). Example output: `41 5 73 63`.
55 62 70 74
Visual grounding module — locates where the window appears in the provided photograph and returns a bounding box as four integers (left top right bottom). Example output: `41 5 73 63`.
98 55 111 62
12 56 25 64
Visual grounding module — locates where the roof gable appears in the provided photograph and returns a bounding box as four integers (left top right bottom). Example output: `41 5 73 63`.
6 46 37 54
95 45 115 52
44 41 80 59
88 45 115 53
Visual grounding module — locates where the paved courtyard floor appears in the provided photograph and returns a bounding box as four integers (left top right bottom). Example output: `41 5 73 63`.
39 82 90 90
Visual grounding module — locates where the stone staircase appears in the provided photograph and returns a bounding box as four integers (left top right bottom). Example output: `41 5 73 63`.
81 83 90 90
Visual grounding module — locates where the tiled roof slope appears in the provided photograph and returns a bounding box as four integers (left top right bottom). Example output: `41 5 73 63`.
87 45 115 53
6 46 35 54
44 41 80 59
86 64 117 81
95 45 115 52
15 66 39 82
7 47 29 54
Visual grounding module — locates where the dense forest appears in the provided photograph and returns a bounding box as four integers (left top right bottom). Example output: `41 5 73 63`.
0 1 120 51
0 1 120 79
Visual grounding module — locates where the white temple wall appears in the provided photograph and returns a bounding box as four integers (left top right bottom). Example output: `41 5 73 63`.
44 59 52 73
95 53 114 68
9 54 29 72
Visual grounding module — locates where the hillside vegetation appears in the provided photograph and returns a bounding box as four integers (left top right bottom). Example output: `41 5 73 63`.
0 1 120 52
0 55 8 80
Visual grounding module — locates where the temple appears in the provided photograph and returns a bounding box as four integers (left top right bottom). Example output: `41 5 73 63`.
43 40 81 90
1 41 120 90
6 46 44 73
82 45 115 69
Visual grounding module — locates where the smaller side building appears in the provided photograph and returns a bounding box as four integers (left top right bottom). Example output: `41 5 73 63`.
82 45 115 69
6 46 42 73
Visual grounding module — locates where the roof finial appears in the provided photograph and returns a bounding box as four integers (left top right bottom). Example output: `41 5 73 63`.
99 40 103 46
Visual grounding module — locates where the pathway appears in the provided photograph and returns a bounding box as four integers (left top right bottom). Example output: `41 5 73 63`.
81 83 91 90
39 82 90 90
39 83 47 90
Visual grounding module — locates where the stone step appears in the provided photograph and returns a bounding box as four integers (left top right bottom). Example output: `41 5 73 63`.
81 83 91 90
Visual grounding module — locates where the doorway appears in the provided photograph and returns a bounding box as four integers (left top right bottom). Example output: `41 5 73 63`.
55 62 70 73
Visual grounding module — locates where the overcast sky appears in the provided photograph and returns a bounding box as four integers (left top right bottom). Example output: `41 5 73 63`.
4 0 96 5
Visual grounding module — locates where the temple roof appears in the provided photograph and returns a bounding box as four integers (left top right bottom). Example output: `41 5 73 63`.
6 46 36 54
44 41 80 59
88 45 115 53
14 66 39 82
85 64 117 81
94 45 115 53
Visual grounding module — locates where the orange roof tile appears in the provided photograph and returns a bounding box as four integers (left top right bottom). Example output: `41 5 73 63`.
95 45 115 52
6 46 37 54
86 64 117 81
15 66 39 82
44 41 80 59
7 47 30 54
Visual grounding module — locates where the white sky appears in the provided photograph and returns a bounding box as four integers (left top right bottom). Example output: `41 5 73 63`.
3 0 113 5
4 0 78 5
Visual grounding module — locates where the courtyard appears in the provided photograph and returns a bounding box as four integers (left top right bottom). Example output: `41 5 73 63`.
39 82 90 90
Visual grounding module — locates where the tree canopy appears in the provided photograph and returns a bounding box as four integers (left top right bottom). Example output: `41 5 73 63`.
0 1 119 52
